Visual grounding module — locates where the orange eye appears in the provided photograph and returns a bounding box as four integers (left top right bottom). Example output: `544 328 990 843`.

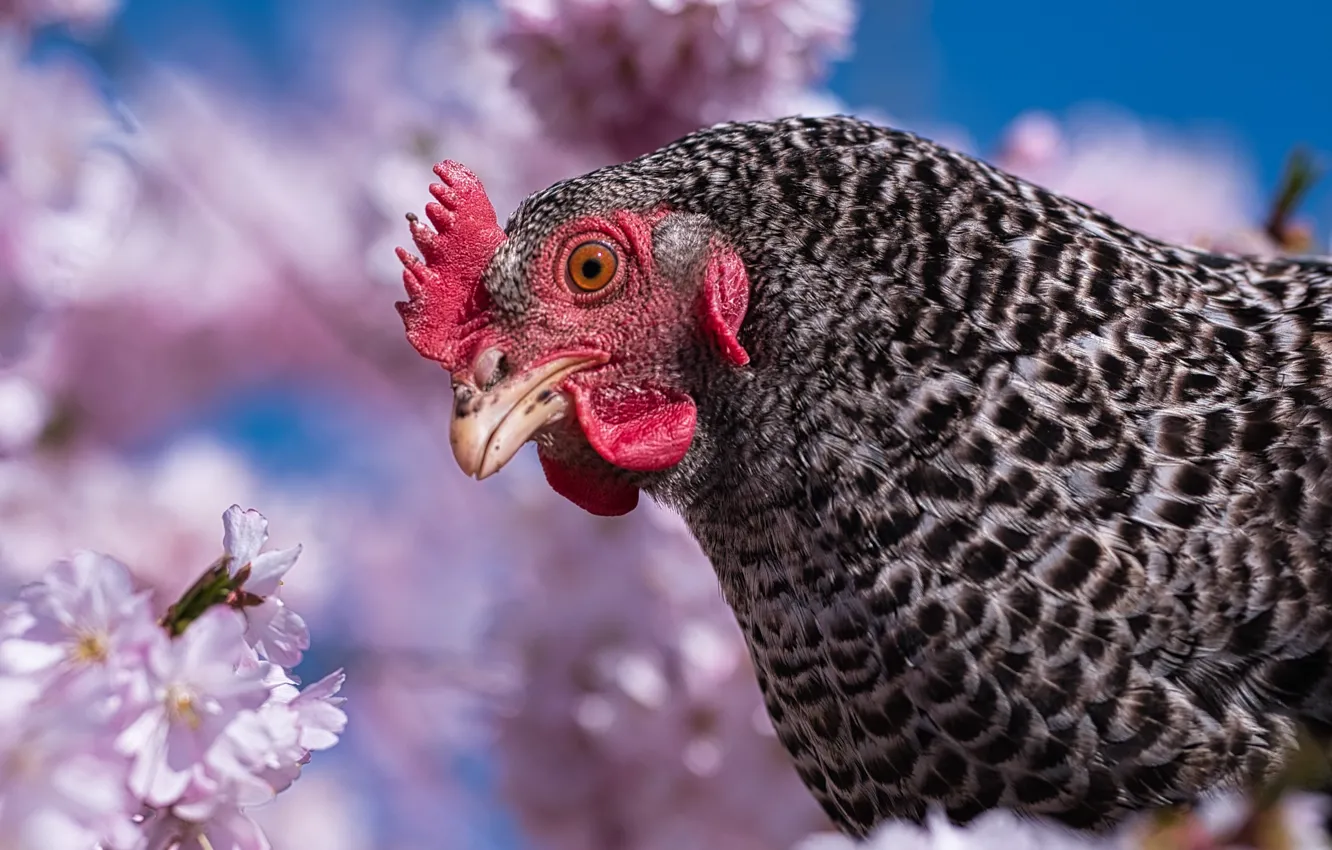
567 241 618 292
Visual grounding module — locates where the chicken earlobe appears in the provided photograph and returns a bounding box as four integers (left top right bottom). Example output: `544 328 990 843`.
699 239 751 367
650 212 751 367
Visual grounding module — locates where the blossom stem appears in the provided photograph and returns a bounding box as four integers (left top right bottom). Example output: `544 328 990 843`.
1264 147 1322 252
159 555 236 636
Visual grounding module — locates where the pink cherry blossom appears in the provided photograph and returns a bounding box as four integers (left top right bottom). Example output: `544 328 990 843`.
175 717 295 817
0 0 121 36
0 32 132 306
0 438 338 614
795 809 1115 850
0 673 138 850
0 550 155 680
288 670 348 753
498 0 855 159
221 506 309 668
994 109 1278 255
119 607 270 808
194 666 346 808
0 499 345 848
797 795 1332 850
490 494 830 850
141 803 271 850
239 599 308 670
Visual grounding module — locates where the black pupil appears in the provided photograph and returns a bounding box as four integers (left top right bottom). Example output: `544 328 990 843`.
580 258 603 281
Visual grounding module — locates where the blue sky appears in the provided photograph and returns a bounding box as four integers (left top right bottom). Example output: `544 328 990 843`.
108 0 1332 232
833 0 1332 233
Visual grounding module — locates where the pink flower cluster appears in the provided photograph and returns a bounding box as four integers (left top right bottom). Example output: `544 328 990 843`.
489 492 830 850
0 506 345 850
993 109 1281 255
0 0 120 36
3 1 1326 849
498 0 854 160
800 795 1332 850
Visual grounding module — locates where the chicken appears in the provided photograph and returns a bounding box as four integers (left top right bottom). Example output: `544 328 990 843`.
395 115 1332 835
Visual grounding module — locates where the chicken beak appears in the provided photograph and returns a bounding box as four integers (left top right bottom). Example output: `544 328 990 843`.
449 355 600 480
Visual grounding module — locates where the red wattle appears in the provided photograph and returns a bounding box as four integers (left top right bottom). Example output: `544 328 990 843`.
539 449 640 516
569 383 697 473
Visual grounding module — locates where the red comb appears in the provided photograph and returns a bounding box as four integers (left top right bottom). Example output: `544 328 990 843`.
395 161 507 373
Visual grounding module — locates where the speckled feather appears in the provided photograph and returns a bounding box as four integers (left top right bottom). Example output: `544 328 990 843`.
489 116 1332 835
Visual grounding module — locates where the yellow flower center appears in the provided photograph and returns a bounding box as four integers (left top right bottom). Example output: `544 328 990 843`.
70 631 108 664
166 684 202 730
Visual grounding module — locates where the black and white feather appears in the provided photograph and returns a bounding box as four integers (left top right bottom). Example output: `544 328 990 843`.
496 115 1332 836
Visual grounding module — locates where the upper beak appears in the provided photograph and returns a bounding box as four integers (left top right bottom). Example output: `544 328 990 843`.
449 354 601 480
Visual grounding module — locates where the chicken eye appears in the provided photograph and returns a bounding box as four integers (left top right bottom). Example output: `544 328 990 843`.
567 241 618 292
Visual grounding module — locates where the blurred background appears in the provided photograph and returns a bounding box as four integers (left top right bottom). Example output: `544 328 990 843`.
1 1 1329 848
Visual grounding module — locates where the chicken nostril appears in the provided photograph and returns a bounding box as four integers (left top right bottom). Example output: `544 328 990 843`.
474 347 508 390
452 384 478 418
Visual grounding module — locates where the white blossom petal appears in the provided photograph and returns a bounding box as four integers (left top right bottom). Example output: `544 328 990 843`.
291 670 347 751
244 544 301 597
222 505 268 571
245 599 309 668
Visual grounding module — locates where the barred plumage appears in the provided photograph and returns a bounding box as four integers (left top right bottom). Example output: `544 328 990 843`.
405 115 1332 836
